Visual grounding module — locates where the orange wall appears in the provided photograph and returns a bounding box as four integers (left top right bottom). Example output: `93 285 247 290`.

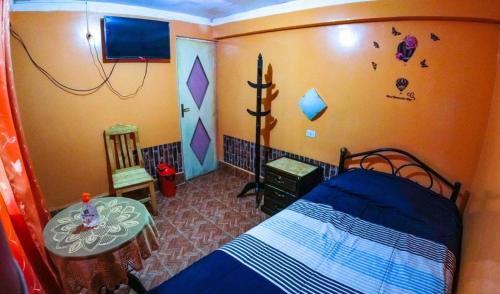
216 21 499 192
10 12 212 209
459 30 500 293
9 2 500 291
213 0 500 39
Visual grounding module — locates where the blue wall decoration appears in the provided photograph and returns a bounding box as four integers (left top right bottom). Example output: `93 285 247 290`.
299 88 327 120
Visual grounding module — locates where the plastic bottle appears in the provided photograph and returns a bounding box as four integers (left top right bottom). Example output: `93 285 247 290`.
81 192 99 228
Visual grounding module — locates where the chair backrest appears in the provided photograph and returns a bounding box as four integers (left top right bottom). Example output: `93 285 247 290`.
104 124 144 173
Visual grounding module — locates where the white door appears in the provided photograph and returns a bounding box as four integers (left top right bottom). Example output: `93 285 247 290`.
176 38 217 180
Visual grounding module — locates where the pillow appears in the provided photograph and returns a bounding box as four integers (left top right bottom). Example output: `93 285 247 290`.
325 169 460 230
299 88 327 120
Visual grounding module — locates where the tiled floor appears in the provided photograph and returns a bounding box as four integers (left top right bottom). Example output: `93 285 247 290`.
134 164 267 290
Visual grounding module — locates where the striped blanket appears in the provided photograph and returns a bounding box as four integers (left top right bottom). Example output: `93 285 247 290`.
221 200 456 294
151 169 461 294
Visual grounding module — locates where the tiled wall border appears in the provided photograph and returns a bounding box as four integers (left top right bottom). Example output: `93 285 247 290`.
223 135 338 180
142 141 183 178
136 136 338 180
51 137 334 214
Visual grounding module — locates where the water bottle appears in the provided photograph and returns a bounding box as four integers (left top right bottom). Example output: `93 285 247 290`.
81 192 99 228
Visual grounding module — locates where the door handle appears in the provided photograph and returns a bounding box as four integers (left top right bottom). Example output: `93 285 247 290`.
181 104 190 118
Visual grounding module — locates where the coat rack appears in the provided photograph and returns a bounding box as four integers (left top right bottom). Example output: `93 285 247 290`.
237 53 271 207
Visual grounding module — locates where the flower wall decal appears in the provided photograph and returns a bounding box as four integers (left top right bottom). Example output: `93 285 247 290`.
396 35 418 62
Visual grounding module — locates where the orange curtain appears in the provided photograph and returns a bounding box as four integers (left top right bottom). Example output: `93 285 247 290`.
0 1 60 293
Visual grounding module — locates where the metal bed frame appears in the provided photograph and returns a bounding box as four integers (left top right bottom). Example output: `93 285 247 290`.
338 147 461 202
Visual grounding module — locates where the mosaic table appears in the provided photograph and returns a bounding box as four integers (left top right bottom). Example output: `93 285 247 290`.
43 197 159 293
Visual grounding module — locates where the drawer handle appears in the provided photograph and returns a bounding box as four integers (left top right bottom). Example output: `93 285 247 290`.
275 191 286 198
275 176 285 184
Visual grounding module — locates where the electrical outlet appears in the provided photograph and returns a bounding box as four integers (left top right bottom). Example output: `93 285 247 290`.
306 129 316 138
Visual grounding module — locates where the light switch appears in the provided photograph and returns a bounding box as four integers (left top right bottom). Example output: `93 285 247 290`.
306 129 316 138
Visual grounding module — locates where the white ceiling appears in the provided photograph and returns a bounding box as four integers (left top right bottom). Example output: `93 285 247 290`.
14 0 293 19
85 0 293 19
12 0 371 25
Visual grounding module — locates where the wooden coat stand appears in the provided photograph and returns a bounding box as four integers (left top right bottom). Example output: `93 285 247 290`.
237 54 271 207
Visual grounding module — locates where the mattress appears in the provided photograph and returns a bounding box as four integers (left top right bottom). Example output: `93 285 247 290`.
150 169 461 294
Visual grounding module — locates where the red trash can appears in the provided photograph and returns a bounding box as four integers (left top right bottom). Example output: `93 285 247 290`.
157 163 176 197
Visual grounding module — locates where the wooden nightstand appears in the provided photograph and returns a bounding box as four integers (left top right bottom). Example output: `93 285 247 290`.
262 157 322 215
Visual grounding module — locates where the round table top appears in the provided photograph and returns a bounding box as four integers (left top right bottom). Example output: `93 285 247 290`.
44 197 152 258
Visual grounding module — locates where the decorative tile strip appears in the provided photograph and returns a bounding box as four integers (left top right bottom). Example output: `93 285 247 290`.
223 135 337 180
142 141 183 178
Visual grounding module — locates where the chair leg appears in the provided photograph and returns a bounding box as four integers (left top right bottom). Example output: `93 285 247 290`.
148 182 157 215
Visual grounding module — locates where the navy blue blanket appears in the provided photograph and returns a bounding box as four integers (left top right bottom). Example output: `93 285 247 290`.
150 169 461 294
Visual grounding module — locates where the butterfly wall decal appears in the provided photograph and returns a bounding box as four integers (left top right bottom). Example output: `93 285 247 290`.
371 62 377 70
420 59 429 68
430 33 440 41
373 41 380 48
392 27 401 36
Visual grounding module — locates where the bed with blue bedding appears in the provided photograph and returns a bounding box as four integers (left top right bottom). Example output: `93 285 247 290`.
150 148 462 294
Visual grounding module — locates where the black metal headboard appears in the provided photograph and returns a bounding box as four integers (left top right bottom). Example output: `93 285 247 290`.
338 147 461 202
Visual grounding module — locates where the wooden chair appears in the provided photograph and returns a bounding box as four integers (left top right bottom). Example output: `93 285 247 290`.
104 124 157 214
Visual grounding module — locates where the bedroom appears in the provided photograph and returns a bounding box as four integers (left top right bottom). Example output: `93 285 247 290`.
0 0 499 293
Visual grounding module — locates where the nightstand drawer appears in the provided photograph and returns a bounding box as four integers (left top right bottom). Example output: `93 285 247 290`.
265 185 297 204
266 171 297 193
262 196 288 215
262 157 322 216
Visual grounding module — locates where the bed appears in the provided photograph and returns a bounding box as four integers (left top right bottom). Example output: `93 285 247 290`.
150 147 462 294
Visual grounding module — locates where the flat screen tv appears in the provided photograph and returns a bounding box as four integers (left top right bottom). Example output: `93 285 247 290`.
102 16 170 62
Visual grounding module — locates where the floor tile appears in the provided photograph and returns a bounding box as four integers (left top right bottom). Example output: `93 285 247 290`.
132 164 266 291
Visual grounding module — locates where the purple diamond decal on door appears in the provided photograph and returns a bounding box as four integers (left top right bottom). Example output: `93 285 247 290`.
186 56 209 109
190 119 211 164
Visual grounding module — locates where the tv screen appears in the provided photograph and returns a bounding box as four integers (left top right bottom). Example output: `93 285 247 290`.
103 16 170 62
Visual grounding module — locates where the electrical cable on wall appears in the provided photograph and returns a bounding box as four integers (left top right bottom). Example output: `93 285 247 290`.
10 29 116 96
84 1 148 100
10 1 149 98
86 33 148 99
